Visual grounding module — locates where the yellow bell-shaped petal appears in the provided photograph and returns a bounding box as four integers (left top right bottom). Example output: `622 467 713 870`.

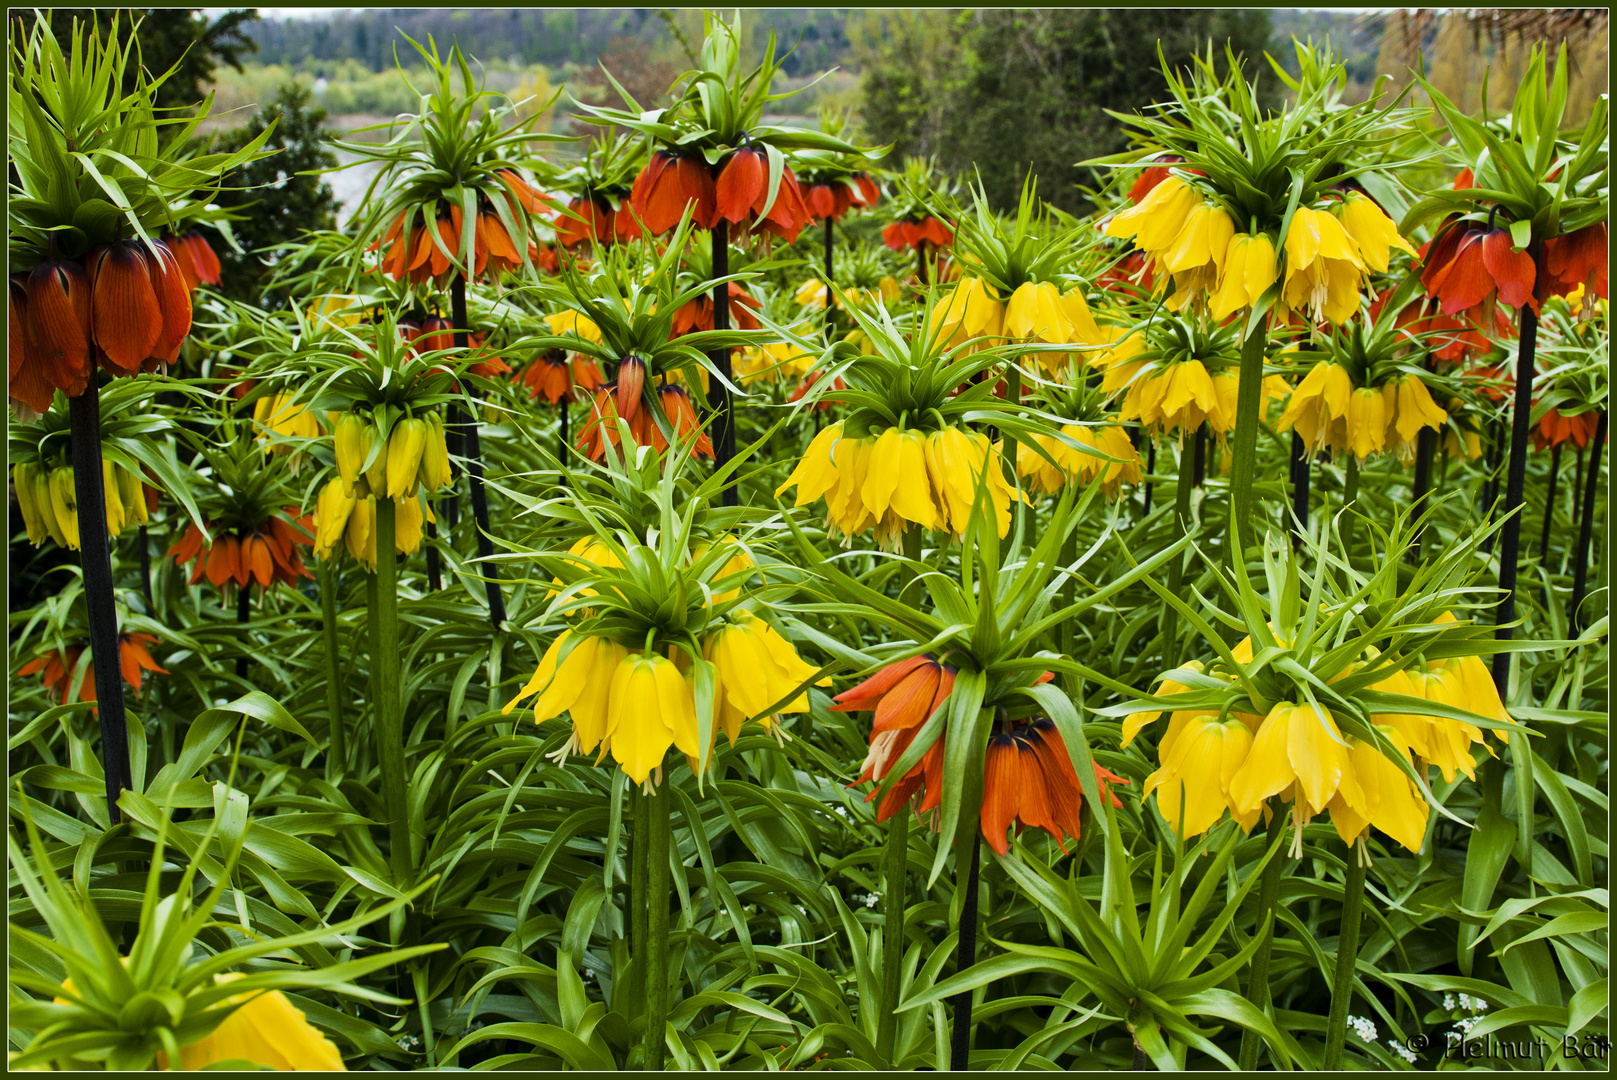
168 974 346 1071
606 654 680 784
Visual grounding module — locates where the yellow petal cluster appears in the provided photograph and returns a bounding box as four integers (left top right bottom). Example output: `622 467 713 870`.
735 337 816 385
1207 233 1279 321
507 616 823 785
546 310 603 343
335 413 452 499
15 461 149 548
253 392 322 452
1277 365 1448 459
1127 617 1513 852
705 611 827 743
775 422 1025 546
1107 176 1237 312
164 974 346 1071
1280 205 1387 326
1014 424 1142 497
312 480 433 568
934 277 1004 348
1336 193 1417 275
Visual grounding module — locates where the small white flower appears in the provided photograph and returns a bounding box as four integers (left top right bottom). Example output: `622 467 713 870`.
1349 1016 1378 1044
1389 1038 1417 1063
1443 994 1457 1010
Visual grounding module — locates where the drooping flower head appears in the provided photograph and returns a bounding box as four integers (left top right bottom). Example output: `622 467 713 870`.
8 14 265 415
1095 315 1289 442
341 35 564 293
1118 525 1518 857
578 13 877 247
1103 41 1420 328
529 235 765 464
506 468 825 788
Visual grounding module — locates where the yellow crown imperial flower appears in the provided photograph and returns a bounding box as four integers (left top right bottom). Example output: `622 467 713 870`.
334 413 374 496
1335 192 1416 275
313 478 356 558
1106 174 1203 253
163 974 347 1071
1325 731 1430 854
1144 712 1262 838
777 422 1025 546
253 392 322 451
416 413 454 492
606 652 700 787
1345 386 1388 459
1227 701 1352 820
504 629 630 764
704 612 825 745
385 418 428 499
1121 359 1221 438
1392 375 1449 448
1015 424 1143 497
1275 361 1355 454
935 276 1004 348
546 310 602 343
1207 233 1279 321
1282 207 1368 325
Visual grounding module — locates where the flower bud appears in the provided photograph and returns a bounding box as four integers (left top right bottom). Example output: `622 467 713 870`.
417 412 453 492
101 460 126 537
386 417 428 499
14 463 47 544
48 467 80 549
334 412 373 496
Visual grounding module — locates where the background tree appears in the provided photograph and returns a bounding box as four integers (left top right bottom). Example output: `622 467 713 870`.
211 83 341 307
853 9 1274 215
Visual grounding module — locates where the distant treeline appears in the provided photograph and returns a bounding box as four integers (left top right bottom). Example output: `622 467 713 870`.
246 8 859 76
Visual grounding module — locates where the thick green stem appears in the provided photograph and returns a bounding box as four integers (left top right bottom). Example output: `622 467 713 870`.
899 524 924 609
1340 456 1360 556
630 787 651 1025
876 810 911 1065
1237 807 1289 1070
373 499 410 879
319 559 347 779
644 779 672 1071
1163 443 1195 665
1058 526 1077 666
1322 844 1368 1069
1227 318 1268 558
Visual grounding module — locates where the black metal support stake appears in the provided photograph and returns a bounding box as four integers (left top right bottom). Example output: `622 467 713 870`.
424 525 441 592
1192 424 1208 488
1491 286 1539 692
452 276 506 627
137 524 154 613
68 383 132 824
235 582 252 679
1570 409 1607 631
1410 426 1436 562
916 239 929 288
1290 432 1311 549
1481 417 1504 555
950 833 982 1071
1571 445 1586 538
1540 441 1563 558
708 219 737 507
1142 438 1156 517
